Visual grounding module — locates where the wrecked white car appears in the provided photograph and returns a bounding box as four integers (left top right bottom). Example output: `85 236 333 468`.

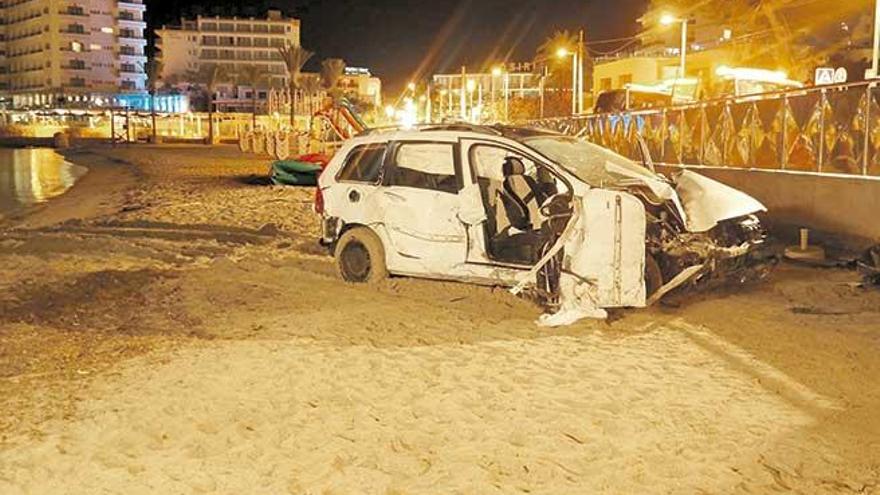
316 125 774 325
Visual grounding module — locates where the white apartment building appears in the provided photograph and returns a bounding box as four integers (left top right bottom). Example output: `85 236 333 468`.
0 0 148 108
156 10 301 111
338 67 382 107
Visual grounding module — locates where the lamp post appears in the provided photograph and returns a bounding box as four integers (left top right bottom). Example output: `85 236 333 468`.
491 66 501 121
503 71 510 122
492 66 510 123
661 13 688 80
872 0 880 78
466 78 477 123
557 47 579 116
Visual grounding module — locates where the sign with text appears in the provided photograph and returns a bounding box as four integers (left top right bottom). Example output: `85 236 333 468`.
815 68 834 85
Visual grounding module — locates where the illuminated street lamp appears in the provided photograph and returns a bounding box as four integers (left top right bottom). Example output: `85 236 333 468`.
491 66 509 123
556 46 580 115
660 13 688 80
466 78 477 121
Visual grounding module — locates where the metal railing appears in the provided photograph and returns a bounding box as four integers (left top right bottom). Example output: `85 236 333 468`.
531 81 880 178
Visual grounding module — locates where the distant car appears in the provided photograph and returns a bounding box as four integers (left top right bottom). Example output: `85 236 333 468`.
316 124 774 322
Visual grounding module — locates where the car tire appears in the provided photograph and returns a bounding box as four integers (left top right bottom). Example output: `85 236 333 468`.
335 227 388 284
645 254 663 298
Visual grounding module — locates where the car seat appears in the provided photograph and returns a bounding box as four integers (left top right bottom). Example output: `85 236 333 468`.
491 157 552 264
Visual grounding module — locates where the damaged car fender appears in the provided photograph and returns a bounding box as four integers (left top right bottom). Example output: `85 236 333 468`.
674 171 767 233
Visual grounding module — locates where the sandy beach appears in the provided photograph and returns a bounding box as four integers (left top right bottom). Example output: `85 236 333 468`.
0 144 878 494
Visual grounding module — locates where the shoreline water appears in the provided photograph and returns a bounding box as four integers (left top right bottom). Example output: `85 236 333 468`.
1 146 138 229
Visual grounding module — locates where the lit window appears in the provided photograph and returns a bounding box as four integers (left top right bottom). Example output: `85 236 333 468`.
90 44 101 51
71 41 82 52
101 27 114 34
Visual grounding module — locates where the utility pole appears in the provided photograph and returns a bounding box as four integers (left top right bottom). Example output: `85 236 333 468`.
873 0 880 78
504 72 510 122
460 66 467 120
571 50 577 116
577 30 585 114
680 19 688 80
426 82 432 122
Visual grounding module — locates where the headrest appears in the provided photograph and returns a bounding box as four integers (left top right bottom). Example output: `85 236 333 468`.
502 157 526 177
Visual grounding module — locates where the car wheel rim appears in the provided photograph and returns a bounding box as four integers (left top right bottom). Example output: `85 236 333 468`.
342 242 371 281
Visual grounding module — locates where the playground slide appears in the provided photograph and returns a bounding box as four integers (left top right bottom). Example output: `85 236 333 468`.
314 99 368 141
338 98 368 133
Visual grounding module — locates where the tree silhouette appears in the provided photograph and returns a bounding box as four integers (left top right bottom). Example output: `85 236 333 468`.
278 44 314 128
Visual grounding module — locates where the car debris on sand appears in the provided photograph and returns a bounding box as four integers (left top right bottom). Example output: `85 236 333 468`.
315 124 776 326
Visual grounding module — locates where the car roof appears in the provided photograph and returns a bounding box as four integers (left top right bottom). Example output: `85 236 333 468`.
347 124 562 147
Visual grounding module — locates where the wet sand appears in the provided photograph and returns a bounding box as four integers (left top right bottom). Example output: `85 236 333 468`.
0 144 878 494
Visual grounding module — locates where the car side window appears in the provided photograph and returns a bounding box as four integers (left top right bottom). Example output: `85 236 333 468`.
387 142 458 194
336 144 387 184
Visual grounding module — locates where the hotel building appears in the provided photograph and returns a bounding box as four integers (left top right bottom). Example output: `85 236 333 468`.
156 10 301 112
0 0 148 108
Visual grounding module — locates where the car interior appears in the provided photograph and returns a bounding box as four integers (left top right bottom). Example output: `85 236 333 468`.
472 145 572 265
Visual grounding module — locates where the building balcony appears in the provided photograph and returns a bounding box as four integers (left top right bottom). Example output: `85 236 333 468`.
117 0 147 12
118 49 144 57
3 12 43 25
6 49 44 58
59 28 89 36
5 31 43 41
1 0 41 10
58 9 89 17
117 16 145 26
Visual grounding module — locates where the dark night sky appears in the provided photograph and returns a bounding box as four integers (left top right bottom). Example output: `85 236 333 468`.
146 0 649 93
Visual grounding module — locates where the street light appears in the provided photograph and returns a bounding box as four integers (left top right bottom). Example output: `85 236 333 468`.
491 66 508 123
557 46 579 115
872 0 880 78
661 13 688 80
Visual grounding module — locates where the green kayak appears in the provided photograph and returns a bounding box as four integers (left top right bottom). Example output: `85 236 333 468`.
270 160 323 186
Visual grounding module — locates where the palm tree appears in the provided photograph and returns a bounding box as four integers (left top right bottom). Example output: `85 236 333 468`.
320 58 347 100
236 65 270 130
298 73 323 131
143 59 163 143
278 44 314 129
187 64 231 144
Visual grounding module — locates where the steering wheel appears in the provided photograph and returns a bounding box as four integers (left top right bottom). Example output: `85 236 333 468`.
540 193 573 219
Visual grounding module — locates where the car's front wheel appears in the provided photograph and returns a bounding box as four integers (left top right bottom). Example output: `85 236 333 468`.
334 227 388 284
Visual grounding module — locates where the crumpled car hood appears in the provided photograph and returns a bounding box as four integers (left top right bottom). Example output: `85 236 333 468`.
673 170 767 232
603 162 766 233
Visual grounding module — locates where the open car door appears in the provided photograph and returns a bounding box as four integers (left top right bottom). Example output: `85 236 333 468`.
379 141 469 275
512 188 648 326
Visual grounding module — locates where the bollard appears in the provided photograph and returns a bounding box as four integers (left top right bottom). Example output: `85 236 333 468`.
785 227 826 263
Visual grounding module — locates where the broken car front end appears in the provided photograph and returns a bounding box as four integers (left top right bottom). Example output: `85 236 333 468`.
521 135 776 309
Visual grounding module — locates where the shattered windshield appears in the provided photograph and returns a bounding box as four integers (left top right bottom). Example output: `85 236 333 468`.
524 136 658 187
